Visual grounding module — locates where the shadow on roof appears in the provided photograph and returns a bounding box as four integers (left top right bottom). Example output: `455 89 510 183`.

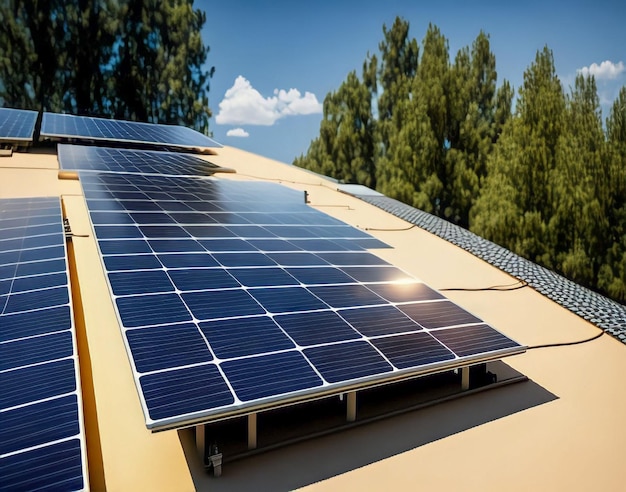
179 363 557 491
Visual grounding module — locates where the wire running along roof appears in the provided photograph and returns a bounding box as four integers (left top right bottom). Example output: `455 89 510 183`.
0 107 38 143
40 112 221 152
353 193 626 345
80 171 525 431
0 197 88 491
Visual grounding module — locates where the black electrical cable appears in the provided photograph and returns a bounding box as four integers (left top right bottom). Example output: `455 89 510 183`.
526 328 605 350
440 280 529 292
363 224 417 232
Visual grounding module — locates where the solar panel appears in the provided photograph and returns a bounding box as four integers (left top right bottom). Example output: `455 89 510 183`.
80 172 525 431
0 107 38 143
41 112 221 151
58 144 234 177
0 197 88 491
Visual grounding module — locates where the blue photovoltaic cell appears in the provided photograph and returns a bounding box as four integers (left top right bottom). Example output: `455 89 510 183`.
0 306 71 342
199 316 294 359
188 225 235 237
431 324 520 356
318 252 390 266
274 311 361 346
116 293 192 327
0 395 79 455
340 306 423 337
303 341 393 383
11 272 67 293
0 439 84 492
341 266 413 283
108 270 175 295
286 267 355 285
104 254 162 271
221 351 323 402
0 107 38 142
168 214 217 225
309 284 386 308
213 252 277 267
248 239 301 251
249 286 328 313
1 331 73 371
169 268 240 291
58 144 227 176
267 252 329 266
1 355 76 410
371 333 455 369
399 301 482 329
94 225 143 239
182 289 265 320
126 323 213 373
42 113 221 150
139 364 234 421
99 239 152 254
149 239 205 253
158 252 219 268
80 172 524 430
0 196 87 490
229 267 299 287
367 282 444 303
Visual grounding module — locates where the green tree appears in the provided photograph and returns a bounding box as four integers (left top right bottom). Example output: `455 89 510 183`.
550 74 607 285
0 0 69 111
445 32 500 226
472 47 566 265
598 87 626 301
63 0 119 115
293 70 375 186
0 0 213 131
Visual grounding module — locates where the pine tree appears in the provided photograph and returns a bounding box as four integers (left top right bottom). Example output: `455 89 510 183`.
293 70 375 186
0 0 213 131
598 87 626 301
472 47 566 265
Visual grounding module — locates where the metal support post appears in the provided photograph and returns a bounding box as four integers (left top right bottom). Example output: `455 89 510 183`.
461 366 470 391
248 413 257 450
196 424 206 462
346 391 357 422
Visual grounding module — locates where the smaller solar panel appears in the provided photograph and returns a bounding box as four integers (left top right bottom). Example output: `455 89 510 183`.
0 107 38 143
41 112 221 151
58 144 232 177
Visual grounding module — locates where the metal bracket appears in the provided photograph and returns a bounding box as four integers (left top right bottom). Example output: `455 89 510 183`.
63 218 73 238
208 444 223 477
0 146 13 157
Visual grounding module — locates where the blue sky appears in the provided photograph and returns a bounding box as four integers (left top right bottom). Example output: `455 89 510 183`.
200 0 626 164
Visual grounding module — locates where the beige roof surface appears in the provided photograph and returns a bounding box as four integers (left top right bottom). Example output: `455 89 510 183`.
1 145 625 491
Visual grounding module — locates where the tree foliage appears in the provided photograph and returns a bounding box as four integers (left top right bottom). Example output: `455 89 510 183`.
0 0 213 132
295 17 626 304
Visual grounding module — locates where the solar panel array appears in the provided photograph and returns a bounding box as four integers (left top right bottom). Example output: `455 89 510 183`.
0 107 38 143
80 171 524 431
0 197 88 491
41 112 221 151
58 144 232 177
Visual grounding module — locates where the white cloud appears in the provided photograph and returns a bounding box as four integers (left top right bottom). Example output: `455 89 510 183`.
578 60 625 80
215 76 322 126
226 128 250 138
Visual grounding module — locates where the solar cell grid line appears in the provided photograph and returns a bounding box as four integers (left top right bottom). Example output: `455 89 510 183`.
41 112 222 151
0 107 38 142
58 144 230 177
80 171 525 431
0 197 88 492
